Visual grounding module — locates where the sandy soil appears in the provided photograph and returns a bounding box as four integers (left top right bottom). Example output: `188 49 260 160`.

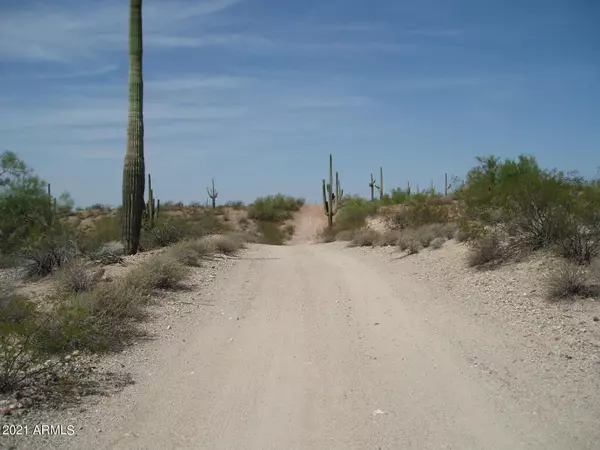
6 237 600 449
287 204 328 245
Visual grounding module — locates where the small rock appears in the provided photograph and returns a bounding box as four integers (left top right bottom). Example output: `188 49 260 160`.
167 325 172 330
593 316 599 322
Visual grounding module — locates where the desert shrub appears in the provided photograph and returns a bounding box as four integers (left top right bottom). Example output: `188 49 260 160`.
466 233 505 268
454 228 470 242
1 323 50 392
546 261 595 300
145 221 185 247
125 254 189 293
350 229 380 247
388 188 411 205
91 240 124 265
335 230 355 241
430 237 446 249
81 215 122 251
257 221 286 245
406 239 421 254
167 239 215 266
54 259 104 294
0 282 36 324
396 232 421 254
22 237 80 279
33 280 149 354
388 197 451 230
457 154 600 264
334 196 379 232
414 227 436 248
224 201 245 210
0 151 57 254
248 194 305 222
213 235 244 255
440 223 459 240
376 230 403 246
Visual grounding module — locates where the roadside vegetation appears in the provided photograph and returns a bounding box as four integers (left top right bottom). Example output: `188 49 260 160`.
322 155 600 301
0 150 281 404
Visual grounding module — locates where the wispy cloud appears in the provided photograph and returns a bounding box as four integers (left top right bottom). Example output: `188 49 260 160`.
0 0 247 62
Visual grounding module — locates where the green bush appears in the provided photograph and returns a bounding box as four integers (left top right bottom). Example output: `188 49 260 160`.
457 154 600 264
333 196 379 232
257 221 286 245
248 194 305 222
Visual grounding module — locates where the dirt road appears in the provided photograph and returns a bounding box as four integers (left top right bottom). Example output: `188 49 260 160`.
34 239 599 450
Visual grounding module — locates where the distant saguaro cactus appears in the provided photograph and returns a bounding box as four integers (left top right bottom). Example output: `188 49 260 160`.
368 173 377 202
322 153 343 229
122 0 145 255
206 178 218 209
143 173 159 228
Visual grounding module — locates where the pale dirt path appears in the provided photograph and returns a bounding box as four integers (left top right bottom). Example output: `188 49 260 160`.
287 204 328 245
27 242 599 450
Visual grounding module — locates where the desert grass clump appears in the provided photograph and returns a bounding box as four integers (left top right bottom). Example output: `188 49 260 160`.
546 261 595 300
214 235 245 255
350 229 381 247
430 237 446 249
125 254 190 292
167 238 215 266
54 259 104 294
414 227 436 248
466 233 505 268
34 279 150 355
375 230 403 246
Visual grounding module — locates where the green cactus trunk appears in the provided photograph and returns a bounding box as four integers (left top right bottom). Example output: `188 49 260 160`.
322 154 343 229
379 166 384 200
122 0 145 255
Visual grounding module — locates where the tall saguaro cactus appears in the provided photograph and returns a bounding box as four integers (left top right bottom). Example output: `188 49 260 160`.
322 153 343 229
206 178 218 209
122 0 145 255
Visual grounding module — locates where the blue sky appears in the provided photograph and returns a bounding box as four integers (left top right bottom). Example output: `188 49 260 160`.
0 0 598 206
